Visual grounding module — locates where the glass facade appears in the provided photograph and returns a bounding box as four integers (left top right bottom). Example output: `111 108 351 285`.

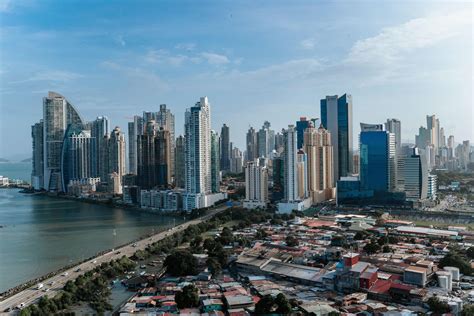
360 131 389 192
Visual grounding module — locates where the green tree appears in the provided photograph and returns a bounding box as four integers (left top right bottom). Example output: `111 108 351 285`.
164 249 198 276
439 251 472 275
255 295 275 314
218 227 234 245
354 231 369 240
275 293 292 314
427 296 450 314
190 235 203 248
175 285 200 309
466 247 474 259
286 235 299 247
461 304 474 316
328 312 341 316
363 242 381 255
330 235 347 247
382 245 391 253
206 257 222 277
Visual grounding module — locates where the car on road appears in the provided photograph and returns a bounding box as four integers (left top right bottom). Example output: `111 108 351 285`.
132 243 138 247
115 251 121 254
3 307 11 312
48 281 55 286
62 272 69 277
92 260 97 264
75 268 82 272
42 288 50 292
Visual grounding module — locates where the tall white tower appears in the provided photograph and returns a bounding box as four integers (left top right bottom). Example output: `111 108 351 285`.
283 125 298 202
184 97 212 194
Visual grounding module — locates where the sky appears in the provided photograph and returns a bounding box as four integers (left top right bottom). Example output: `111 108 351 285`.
0 0 472 160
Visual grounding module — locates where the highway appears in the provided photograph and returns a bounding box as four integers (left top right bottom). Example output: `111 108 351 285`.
0 204 230 314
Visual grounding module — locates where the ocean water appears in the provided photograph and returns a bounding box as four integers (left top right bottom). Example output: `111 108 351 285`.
0 186 185 292
0 162 32 183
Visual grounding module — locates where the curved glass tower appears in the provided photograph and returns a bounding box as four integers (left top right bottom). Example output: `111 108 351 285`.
42 92 85 191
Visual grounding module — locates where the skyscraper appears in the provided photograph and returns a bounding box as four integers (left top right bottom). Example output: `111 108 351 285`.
128 115 143 175
283 125 298 202
385 118 401 152
296 150 308 199
31 120 44 190
426 115 440 150
320 94 353 182
246 127 258 162
91 116 109 178
303 123 335 203
107 126 126 180
403 147 428 201
211 130 220 193
220 124 231 172
42 91 85 191
415 126 430 149
174 135 185 188
296 117 310 150
64 130 94 187
359 123 396 193
156 104 175 178
184 97 211 194
137 121 171 189
243 159 269 209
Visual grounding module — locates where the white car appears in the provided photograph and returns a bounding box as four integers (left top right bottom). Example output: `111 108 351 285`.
62 272 69 277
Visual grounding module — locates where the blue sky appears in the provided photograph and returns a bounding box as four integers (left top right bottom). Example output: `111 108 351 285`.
0 0 472 160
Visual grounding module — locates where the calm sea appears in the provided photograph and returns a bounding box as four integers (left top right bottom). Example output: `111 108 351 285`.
0 164 185 292
0 162 32 183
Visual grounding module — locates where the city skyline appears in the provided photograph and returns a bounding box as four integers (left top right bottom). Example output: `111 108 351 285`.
0 1 472 159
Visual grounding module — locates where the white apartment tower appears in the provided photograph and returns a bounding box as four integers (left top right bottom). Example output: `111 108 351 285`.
184 97 212 194
243 160 269 209
283 125 298 202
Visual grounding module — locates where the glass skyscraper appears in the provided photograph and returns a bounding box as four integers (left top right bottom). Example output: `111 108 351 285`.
320 94 353 182
359 123 396 192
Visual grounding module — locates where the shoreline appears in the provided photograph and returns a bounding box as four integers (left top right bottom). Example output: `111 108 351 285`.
0 204 229 312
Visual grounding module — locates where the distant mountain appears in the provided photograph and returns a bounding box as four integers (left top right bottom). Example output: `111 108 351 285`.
0 158 10 163
20 158 32 163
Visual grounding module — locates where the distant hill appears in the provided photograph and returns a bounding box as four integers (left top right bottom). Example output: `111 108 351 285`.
0 158 10 163
20 158 32 163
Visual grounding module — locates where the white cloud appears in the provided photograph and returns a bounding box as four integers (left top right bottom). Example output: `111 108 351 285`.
300 38 316 50
114 35 126 47
9 70 83 84
145 49 199 66
346 9 471 65
175 43 196 51
200 52 230 65
0 0 12 12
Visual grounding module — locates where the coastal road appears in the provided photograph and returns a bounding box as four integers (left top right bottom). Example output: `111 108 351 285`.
0 204 230 314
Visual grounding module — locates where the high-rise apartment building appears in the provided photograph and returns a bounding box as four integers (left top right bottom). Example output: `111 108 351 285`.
359 123 396 193
156 104 175 178
426 115 440 150
63 130 94 189
220 124 231 172
184 97 212 194
243 160 269 209
257 121 275 158
385 119 401 152
320 94 353 182
303 124 335 203
91 116 109 178
296 150 308 199
128 115 144 175
137 121 171 189
211 130 220 193
42 92 85 191
283 125 298 202
246 127 258 162
107 126 126 180
31 120 44 190
230 146 243 174
174 135 185 188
